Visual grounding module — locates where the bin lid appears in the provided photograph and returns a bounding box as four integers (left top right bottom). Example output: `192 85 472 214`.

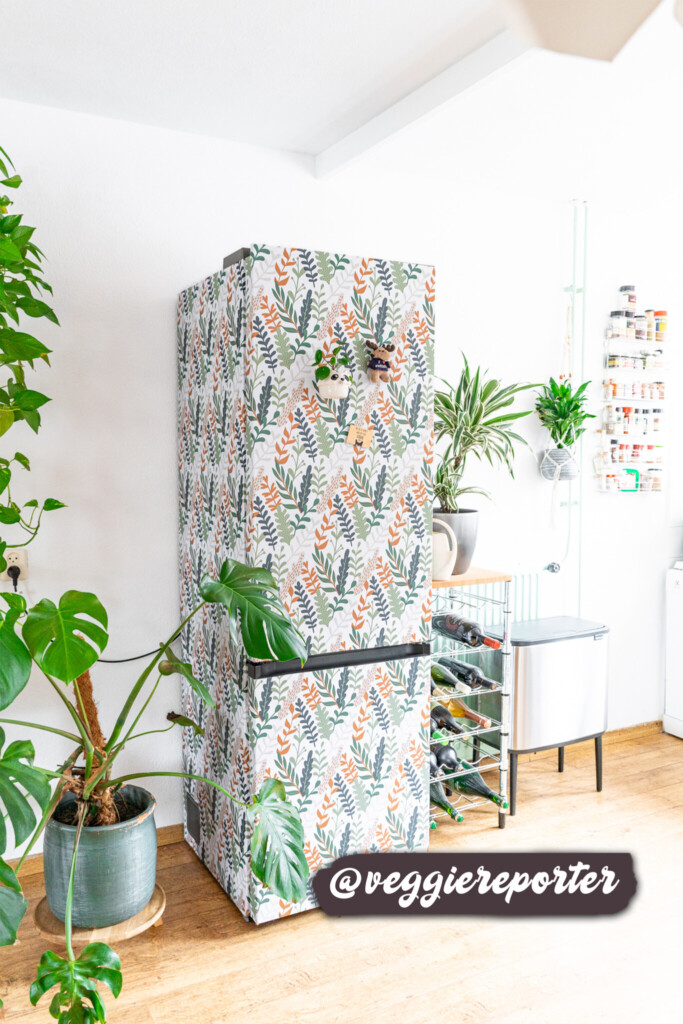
488 616 609 646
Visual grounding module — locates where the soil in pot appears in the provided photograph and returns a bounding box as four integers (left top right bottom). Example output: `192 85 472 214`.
52 790 138 826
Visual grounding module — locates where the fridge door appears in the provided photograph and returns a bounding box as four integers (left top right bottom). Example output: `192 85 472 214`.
177 243 433 661
245 245 435 655
182 651 430 925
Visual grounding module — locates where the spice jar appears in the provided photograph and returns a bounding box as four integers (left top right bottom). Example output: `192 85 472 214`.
624 311 635 340
635 315 647 341
655 310 667 343
619 285 636 311
646 309 655 342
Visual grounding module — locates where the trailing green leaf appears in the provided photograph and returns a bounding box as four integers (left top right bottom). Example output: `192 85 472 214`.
0 856 27 947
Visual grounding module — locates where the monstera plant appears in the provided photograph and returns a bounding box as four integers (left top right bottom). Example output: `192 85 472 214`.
0 149 309 1022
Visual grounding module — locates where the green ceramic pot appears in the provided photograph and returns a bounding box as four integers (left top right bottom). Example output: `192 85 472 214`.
43 785 157 928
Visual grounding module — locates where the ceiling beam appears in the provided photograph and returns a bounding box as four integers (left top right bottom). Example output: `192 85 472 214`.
314 29 530 178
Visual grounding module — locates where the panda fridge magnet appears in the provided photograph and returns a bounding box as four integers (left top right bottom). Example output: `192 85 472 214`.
314 346 352 399
365 340 395 383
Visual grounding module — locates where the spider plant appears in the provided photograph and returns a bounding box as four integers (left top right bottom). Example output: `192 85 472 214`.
535 376 594 449
434 356 537 512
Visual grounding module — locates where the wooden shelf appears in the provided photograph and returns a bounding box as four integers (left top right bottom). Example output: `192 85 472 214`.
433 566 513 589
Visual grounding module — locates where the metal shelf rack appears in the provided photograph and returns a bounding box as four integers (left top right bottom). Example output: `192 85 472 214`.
431 567 512 830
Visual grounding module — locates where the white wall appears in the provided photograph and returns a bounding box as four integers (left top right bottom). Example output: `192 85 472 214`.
0 93 671 853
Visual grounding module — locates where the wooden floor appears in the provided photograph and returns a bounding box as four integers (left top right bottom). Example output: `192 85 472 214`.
3 729 681 1023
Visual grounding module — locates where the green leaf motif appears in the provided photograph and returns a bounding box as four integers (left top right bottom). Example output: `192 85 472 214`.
199 558 307 664
159 648 215 709
0 727 51 856
43 498 66 512
23 590 109 683
249 778 309 903
30 941 122 1022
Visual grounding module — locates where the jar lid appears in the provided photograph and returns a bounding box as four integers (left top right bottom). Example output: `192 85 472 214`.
619 285 636 291
624 311 635 318
610 310 624 316
654 310 667 316
635 314 647 320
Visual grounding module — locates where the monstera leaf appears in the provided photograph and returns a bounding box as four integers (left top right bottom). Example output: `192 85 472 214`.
0 728 51 853
30 942 122 1023
199 559 307 664
0 857 27 948
249 778 308 904
22 590 108 683
0 593 31 710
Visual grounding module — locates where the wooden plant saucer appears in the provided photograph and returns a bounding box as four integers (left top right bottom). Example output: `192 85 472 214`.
33 884 166 944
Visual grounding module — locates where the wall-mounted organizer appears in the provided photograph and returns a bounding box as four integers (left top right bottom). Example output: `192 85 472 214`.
430 568 512 830
595 289 667 493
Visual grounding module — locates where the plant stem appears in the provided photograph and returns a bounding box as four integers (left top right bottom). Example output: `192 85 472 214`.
124 724 175 743
40 669 93 753
64 802 86 962
109 674 161 757
0 717 81 742
105 602 205 752
106 771 248 808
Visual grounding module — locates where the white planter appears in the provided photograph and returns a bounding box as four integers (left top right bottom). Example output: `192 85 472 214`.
317 376 350 400
540 447 579 481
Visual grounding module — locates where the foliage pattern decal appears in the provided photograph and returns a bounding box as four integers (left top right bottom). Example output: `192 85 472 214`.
177 245 434 923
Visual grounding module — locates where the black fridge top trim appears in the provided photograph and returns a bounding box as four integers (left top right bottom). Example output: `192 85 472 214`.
223 247 251 269
247 642 431 679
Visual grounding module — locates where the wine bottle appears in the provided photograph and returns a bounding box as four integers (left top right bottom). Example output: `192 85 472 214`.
446 697 492 730
431 704 466 736
436 656 498 691
431 661 473 692
434 743 461 775
433 614 501 650
454 760 508 808
430 779 463 822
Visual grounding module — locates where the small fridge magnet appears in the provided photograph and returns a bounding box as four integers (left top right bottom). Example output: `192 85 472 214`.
314 346 352 399
365 340 395 383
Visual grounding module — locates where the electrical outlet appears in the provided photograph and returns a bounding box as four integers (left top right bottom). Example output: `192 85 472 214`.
1 549 28 584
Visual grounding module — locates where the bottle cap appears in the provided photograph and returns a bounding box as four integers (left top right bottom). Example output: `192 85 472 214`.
619 285 635 291
654 310 667 316
482 637 501 650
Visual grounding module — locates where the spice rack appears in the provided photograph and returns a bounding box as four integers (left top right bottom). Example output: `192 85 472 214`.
431 568 512 830
595 292 667 493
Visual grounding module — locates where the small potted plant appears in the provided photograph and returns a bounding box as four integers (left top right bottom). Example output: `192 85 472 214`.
535 376 594 481
314 346 352 399
434 355 536 574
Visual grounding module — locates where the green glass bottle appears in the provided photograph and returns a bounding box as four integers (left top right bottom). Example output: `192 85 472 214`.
454 760 508 808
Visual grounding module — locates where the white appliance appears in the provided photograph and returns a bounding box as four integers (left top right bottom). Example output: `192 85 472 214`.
664 563 683 738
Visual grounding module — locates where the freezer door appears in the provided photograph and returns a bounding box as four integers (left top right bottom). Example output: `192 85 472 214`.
246 245 435 655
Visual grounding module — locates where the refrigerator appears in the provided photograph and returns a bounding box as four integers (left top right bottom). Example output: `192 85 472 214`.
177 244 434 923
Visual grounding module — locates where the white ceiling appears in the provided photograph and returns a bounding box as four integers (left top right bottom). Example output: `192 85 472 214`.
369 0 683 202
0 0 510 155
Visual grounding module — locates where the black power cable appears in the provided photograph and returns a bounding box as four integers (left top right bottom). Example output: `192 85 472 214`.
97 647 163 664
